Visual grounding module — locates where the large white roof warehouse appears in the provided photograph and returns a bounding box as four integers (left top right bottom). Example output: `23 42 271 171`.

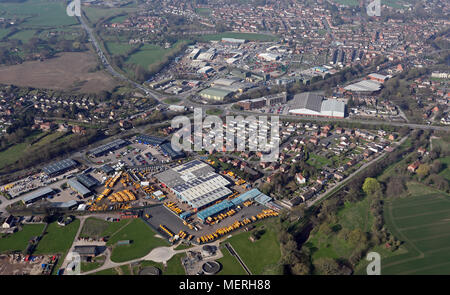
289 92 346 118
155 160 231 210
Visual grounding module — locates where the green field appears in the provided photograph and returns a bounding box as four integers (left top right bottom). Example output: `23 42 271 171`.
379 182 450 274
164 253 186 275
200 32 278 42
216 247 247 275
105 42 133 56
84 5 137 25
34 220 80 254
10 29 37 42
0 131 73 171
106 219 168 263
0 224 45 253
0 0 78 28
79 217 130 239
125 43 177 70
226 220 282 274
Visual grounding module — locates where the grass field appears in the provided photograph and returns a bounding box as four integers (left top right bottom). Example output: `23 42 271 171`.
226 220 282 274
84 5 138 25
106 219 168 263
0 224 45 253
379 182 450 274
79 217 130 239
9 30 37 42
105 42 133 56
200 32 278 42
164 253 186 275
216 246 247 275
0 131 70 171
0 0 78 28
125 43 177 70
34 220 80 255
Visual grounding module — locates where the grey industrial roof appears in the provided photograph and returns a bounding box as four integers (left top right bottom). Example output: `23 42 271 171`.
155 160 230 208
291 92 323 112
160 142 185 159
76 174 99 189
52 200 78 209
100 165 114 174
67 178 91 196
321 99 346 114
344 80 382 92
136 134 166 146
23 187 54 203
42 159 77 175
74 245 98 255
89 139 127 156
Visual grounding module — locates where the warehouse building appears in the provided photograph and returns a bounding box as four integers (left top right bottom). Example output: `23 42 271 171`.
136 135 185 160
344 79 382 93
22 187 54 205
196 188 271 222
155 160 231 210
76 174 99 189
67 178 91 198
136 135 166 146
89 139 128 157
199 87 233 101
42 159 78 176
289 92 346 118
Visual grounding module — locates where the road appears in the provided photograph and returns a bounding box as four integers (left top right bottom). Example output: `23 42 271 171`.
77 15 166 105
306 135 408 208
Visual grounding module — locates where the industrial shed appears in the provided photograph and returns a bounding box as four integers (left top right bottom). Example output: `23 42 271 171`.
22 187 54 204
67 178 91 198
42 159 77 176
89 139 128 157
155 160 231 210
289 92 346 118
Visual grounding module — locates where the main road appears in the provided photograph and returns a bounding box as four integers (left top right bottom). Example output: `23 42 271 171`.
77 15 166 105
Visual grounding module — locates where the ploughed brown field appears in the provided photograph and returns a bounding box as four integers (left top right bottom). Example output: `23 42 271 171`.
0 51 117 93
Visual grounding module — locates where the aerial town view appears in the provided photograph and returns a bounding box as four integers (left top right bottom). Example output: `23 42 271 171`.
0 0 448 284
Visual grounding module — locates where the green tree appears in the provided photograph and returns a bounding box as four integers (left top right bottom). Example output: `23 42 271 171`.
362 177 381 196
